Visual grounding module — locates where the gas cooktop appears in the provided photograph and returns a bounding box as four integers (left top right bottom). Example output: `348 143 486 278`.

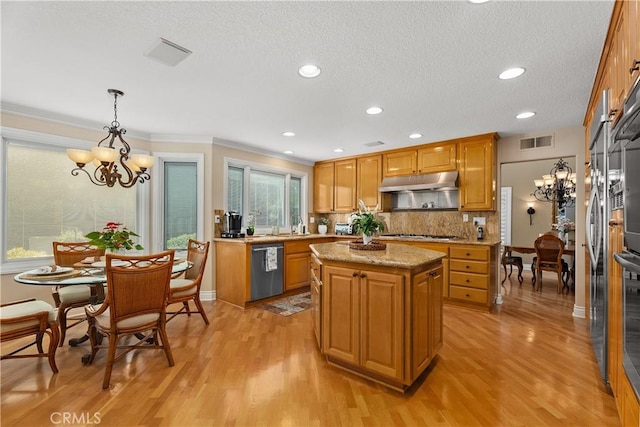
382 234 458 241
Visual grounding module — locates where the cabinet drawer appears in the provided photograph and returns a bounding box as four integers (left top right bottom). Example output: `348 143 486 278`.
449 286 487 304
450 246 489 261
285 240 312 254
449 259 488 274
450 271 488 289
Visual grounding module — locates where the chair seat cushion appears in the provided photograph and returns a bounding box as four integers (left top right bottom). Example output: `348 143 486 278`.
92 307 159 330
170 278 197 298
0 300 56 333
58 285 92 304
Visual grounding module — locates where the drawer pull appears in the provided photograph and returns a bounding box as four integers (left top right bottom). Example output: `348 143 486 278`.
466 279 470 282
631 59 640 74
466 294 470 297
465 265 470 269
352 272 358 277
360 273 367 279
466 253 471 256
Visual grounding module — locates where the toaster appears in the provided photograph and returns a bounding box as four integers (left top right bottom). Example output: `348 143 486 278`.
334 223 353 235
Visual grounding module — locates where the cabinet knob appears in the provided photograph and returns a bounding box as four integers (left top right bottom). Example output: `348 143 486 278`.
631 59 640 74
352 272 358 277
466 253 471 256
466 279 470 283
465 265 470 269
360 273 366 278
609 109 618 117
466 294 470 297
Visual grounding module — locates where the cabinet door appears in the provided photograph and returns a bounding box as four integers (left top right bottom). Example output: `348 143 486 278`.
608 219 624 399
314 162 335 212
383 150 417 177
357 155 385 210
428 266 444 361
323 266 360 365
629 0 640 89
334 159 357 212
417 142 457 174
285 252 310 291
311 276 322 350
360 269 404 380
458 136 495 211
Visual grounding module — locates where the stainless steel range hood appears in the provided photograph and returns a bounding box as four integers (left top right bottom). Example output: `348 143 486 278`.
378 171 458 192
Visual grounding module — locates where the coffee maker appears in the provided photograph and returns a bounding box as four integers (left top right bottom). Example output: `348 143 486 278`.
222 211 244 238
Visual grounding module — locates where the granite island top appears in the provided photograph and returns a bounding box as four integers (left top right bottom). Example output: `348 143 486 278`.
213 233 500 247
310 241 446 269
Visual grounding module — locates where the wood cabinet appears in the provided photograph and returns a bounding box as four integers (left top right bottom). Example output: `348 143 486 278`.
314 162 335 213
313 159 356 212
383 149 417 177
285 238 333 292
629 0 640 91
310 254 322 350
608 214 624 404
417 142 457 174
357 154 390 211
458 133 497 211
448 244 497 311
319 254 444 391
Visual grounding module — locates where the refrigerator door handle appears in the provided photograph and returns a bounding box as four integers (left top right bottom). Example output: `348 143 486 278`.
586 185 601 267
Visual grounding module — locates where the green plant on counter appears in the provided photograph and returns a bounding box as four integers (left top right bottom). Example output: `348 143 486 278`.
318 217 329 226
350 200 385 237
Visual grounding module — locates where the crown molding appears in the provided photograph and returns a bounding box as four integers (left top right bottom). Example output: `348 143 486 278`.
149 134 214 144
212 137 314 166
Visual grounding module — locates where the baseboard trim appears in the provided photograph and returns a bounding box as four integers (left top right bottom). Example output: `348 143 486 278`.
572 304 586 319
201 290 216 301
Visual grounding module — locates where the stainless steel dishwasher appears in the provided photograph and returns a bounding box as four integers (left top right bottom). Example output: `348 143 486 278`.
250 243 284 301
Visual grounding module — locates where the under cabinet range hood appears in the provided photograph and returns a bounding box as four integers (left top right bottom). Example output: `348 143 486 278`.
378 171 458 193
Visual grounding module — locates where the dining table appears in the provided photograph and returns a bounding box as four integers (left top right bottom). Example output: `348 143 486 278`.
503 244 576 290
14 258 192 347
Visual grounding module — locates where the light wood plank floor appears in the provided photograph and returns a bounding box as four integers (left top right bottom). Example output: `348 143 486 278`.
1 272 620 426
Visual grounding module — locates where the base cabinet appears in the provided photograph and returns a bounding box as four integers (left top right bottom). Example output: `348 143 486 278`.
447 245 497 311
321 261 443 391
310 254 322 350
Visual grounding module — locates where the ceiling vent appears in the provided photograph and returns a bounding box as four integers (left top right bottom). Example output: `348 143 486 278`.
520 135 553 150
364 141 385 147
144 38 192 66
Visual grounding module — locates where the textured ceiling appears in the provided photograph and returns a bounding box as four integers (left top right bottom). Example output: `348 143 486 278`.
1 1 614 163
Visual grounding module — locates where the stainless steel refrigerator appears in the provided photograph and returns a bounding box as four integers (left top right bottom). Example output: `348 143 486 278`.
586 89 609 384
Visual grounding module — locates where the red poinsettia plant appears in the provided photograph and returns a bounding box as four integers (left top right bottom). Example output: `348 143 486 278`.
85 222 143 252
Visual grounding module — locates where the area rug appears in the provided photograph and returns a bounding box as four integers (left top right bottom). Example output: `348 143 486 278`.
256 292 311 317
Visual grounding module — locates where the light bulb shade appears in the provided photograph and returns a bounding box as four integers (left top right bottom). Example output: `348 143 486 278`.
92 158 102 167
127 160 141 173
544 177 554 187
91 146 119 163
131 154 155 169
534 179 544 188
555 170 569 180
67 149 94 165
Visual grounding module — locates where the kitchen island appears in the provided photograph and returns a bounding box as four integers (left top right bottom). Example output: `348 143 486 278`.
310 241 446 391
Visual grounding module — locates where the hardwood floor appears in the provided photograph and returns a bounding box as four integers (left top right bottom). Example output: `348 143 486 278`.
1 272 620 426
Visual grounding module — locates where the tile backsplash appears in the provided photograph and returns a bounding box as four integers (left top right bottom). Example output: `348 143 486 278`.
313 211 499 241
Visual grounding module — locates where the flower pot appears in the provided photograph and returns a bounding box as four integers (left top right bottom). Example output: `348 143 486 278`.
318 224 327 235
362 234 374 245
246 228 255 236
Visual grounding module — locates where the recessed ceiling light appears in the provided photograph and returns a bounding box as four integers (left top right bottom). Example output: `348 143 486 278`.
409 133 423 139
499 67 526 80
516 111 536 119
469 0 490 3
333 148 344 153
282 131 295 137
283 150 294 154
298 64 321 78
366 106 384 115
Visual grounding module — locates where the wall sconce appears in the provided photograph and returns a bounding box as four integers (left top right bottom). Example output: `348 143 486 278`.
526 203 536 226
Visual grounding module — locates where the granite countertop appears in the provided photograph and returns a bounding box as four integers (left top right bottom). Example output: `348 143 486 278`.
310 241 446 269
214 233 500 246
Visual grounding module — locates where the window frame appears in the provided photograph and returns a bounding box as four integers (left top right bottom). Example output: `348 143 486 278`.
223 157 307 235
0 127 150 274
151 152 205 253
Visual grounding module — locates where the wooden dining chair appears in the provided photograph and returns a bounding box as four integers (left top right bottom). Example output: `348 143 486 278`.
532 234 567 293
52 241 105 347
501 247 523 284
167 239 210 325
0 298 60 373
84 250 175 389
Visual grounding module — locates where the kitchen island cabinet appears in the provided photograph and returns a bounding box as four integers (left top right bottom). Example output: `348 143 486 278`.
310 241 445 391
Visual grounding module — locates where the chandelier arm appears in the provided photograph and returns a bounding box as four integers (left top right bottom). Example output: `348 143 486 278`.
70 166 108 187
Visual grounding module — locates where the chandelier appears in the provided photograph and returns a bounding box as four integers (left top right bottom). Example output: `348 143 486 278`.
66 89 154 188
531 158 576 209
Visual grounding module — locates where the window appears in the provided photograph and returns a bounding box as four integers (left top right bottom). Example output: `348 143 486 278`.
1 129 148 272
226 160 306 233
163 162 197 250
152 152 204 253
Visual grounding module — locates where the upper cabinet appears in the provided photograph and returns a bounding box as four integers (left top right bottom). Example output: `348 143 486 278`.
417 142 457 174
383 150 417 177
357 155 390 211
314 159 357 213
313 162 335 213
458 133 497 212
628 0 640 92
383 141 457 177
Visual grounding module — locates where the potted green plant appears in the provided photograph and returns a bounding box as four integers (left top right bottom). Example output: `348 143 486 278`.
246 214 256 236
317 217 329 235
350 200 385 244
